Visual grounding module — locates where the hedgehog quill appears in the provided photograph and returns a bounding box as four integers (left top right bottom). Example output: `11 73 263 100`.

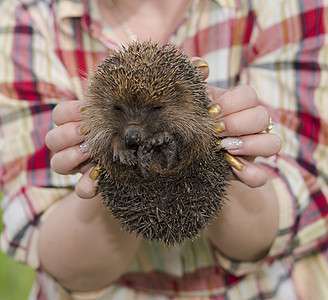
81 41 230 245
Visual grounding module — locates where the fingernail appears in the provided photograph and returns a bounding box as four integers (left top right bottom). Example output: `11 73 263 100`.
208 104 222 117
220 138 243 150
216 139 222 150
191 58 209 68
79 142 89 153
78 125 88 135
79 105 87 113
224 153 244 171
215 121 225 133
89 165 101 181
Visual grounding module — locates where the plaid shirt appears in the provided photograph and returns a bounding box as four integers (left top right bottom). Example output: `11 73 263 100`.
1 0 328 299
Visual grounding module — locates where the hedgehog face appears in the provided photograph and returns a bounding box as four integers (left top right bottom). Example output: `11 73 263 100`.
105 98 180 178
84 72 211 178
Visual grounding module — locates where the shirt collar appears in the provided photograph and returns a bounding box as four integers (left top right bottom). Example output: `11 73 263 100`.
57 0 85 22
56 0 92 36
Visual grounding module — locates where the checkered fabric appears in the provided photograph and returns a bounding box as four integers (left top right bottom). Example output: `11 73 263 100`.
0 0 328 299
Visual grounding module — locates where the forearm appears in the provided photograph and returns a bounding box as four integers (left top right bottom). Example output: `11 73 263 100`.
39 192 141 292
207 174 279 262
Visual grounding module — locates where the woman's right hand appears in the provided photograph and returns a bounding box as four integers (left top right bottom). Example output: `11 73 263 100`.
45 100 99 199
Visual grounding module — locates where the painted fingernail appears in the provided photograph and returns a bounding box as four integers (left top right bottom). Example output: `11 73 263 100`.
79 142 89 153
89 165 101 181
224 153 244 171
208 104 222 117
220 138 243 150
215 121 225 133
191 58 209 68
216 139 222 150
78 125 88 135
79 105 87 113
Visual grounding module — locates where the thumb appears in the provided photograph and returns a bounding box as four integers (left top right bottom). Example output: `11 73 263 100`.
191 57 210 80
75 164 100 199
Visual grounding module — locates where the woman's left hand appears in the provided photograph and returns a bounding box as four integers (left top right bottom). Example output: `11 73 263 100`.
207 84 282 187
193 58 281 188
193 61 282 261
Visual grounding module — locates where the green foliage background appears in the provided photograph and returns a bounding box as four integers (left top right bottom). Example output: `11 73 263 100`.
0 199 35 300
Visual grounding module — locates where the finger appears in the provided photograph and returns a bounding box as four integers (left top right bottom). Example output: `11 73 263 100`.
209 85 258 118
75 165 99 199
215 105 270 136
207 85 227 106
45 121 85 152
229 158 269 188
219 133 282 157
52 100 85 126
50 144 90 175
78 161 96 174
191 57 210 80
190 58 227 106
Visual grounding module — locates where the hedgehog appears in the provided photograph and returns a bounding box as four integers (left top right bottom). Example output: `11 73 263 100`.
81 41 230 245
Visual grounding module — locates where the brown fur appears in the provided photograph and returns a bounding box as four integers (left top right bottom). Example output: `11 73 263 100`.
81 41 229 245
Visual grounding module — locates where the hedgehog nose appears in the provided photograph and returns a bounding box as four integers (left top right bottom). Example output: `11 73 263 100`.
125 129 141 147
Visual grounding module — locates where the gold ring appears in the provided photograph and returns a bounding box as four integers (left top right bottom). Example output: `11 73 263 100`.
262 117 274 133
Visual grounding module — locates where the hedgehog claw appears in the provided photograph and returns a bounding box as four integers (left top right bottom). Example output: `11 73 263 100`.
114 149 137 165
151 131 171 147
164 132 171 143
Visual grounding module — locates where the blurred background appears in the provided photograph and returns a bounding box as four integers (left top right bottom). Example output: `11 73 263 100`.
0 1 35 297
0 193 35 299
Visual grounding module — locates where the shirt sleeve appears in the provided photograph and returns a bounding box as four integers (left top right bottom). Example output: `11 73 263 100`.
214 0 328 276
0 1 80 269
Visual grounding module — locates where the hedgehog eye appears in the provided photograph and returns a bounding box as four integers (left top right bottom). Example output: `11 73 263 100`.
113 105 122 112
153 106 163 111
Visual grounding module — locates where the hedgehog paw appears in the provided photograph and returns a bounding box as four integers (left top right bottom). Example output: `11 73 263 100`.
137 144 154 177
150 132 176 168
151 132 172 147
113 149 137 166
161 139 176 169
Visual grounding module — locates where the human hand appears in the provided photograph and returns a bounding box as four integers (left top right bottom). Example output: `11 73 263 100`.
45 100 99 199
207 84 282 187
46 58 281 199
191 59 282 260
192 58 282 187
